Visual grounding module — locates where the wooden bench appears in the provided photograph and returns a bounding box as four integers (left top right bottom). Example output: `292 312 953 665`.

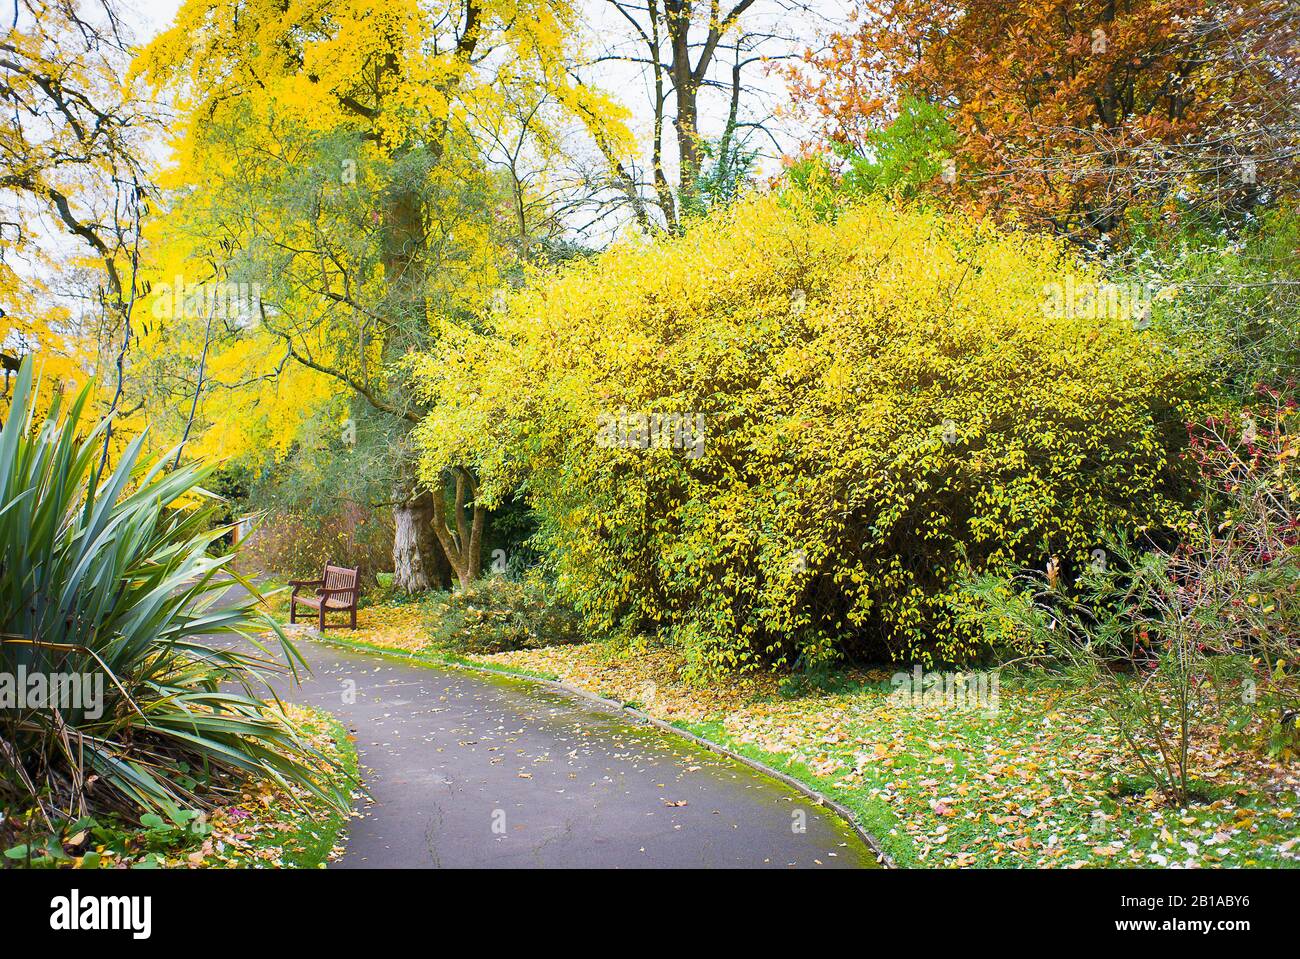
289 564 360 630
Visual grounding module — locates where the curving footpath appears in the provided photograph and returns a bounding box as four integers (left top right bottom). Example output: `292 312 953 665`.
208 592 880 868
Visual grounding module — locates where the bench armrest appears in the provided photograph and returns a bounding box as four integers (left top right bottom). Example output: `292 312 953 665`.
289 579 324 600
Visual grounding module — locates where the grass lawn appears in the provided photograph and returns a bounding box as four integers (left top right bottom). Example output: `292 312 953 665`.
321 599 1300 869
2 705 359 869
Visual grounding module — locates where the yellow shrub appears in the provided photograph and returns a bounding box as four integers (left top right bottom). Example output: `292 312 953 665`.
415 195 1207 675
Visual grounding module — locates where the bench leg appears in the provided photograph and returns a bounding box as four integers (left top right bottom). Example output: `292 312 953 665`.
289 600 296 625
319 606 327 632
350 606 357 629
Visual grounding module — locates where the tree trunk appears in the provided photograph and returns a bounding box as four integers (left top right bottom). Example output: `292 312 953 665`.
666 0 702 214
430 468 486 588
378 166 445 596
392 489 451 593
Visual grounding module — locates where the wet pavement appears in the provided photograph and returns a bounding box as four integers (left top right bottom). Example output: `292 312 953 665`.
209 594 879 868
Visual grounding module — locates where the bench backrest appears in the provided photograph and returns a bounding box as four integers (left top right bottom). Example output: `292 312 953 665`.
323 564 359 605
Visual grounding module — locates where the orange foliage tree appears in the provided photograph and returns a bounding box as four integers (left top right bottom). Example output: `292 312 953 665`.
789 0 1298 243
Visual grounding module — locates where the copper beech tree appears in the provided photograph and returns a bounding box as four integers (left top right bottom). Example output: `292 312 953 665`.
790 0 1299 242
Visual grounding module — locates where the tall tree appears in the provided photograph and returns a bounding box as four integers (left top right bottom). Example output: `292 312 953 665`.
573 0 807 233
138 0 625 591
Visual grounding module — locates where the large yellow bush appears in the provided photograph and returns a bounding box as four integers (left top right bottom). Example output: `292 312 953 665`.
415 196 1206 675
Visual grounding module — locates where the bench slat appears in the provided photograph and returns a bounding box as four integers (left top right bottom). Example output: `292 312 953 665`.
293 596 353 610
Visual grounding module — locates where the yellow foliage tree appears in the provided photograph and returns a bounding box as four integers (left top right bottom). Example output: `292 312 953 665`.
134 0 631 589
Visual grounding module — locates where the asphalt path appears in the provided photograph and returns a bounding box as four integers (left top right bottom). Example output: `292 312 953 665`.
207 590 879 868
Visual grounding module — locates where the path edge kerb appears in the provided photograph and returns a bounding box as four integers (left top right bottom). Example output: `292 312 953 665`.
617 703 894 869
311 632 894 868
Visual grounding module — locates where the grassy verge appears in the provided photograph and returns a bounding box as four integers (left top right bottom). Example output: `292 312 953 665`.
2 704 359 869
324 599 1300 869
